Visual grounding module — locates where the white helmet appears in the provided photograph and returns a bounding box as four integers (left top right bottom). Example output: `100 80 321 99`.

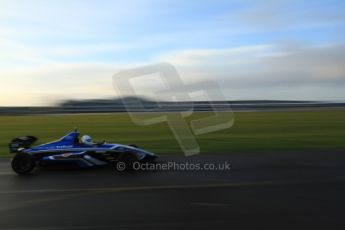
81 135 93 146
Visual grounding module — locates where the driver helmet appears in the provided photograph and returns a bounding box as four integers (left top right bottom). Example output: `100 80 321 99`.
81 135 93 146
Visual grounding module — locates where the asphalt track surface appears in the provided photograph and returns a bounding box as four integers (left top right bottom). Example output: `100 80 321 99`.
0 151 345 230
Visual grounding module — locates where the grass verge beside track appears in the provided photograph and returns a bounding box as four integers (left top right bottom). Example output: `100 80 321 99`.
0 111 344 157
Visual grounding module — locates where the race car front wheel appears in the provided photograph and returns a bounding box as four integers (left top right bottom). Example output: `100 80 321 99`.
11 153 36 175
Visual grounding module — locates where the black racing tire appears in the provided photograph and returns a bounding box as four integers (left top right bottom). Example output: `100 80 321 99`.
11 153 36 175
115 152 139 171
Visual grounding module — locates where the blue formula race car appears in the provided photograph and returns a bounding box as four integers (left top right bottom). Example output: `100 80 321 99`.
9 130 157 175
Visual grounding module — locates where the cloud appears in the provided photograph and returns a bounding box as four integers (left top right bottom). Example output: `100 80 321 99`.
235 0 345 30
3 42 343 106
154 45 274 66
153 43 345 101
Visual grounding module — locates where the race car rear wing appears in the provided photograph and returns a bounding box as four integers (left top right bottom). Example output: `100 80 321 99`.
9 136 37 153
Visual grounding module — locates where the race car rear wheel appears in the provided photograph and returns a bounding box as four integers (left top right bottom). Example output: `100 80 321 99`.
11 153 36 175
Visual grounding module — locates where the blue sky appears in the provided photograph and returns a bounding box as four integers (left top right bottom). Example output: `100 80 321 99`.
1 0 345 105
